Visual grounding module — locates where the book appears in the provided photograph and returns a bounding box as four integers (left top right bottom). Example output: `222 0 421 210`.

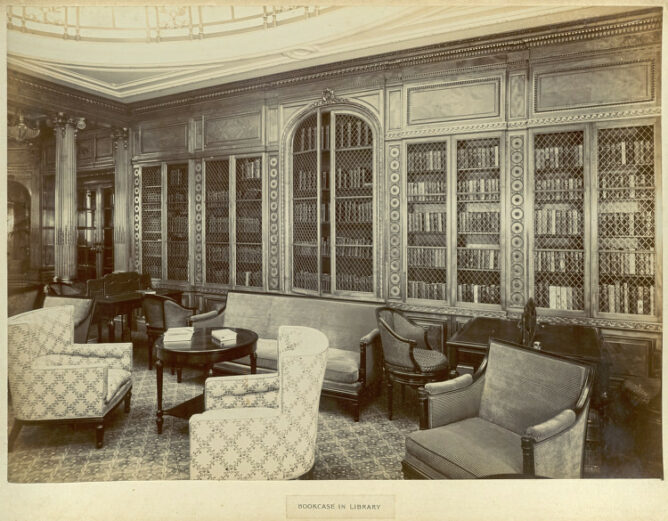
163 326 194 343
211 328 238 345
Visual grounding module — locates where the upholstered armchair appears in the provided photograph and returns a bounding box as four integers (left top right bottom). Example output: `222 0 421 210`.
43 295 96 343
189 325 329 480
403 338 594 479
8 305 133 449
375 307 449 419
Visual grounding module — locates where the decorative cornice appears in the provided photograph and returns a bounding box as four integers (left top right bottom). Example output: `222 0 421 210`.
129 11 661 115
517 106 662 128
387 120 507 139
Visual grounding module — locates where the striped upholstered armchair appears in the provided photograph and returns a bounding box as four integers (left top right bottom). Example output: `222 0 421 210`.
189 325 329 480
403 338 594 479
8 305 133 450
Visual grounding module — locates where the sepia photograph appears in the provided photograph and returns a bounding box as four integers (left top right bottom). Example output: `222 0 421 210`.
2 1 667 520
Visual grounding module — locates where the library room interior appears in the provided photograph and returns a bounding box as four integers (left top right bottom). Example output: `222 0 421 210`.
5 4 665 488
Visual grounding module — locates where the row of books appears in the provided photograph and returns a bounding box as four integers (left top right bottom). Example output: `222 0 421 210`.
457 248 499 270
600 252 655 276
456 283 501 304
598 189 654 202
457 144 499 169
535 176 584 192
207 244 229 259
297 125 327 152
294 202 320 222
457 178 499 194
336 200 373 223
207 216 229 231
238 158 262 180
408 180 446 197
407 148 446 172
535 250 583 273
599 212 654 237
167 192 188 204
599 282 655 315
337 273 373 292
295 169 329 191
408 280 447 300
408 211 446 233
237 270 262 286
167 215 188 236
167 241 188 256
599 172 654 189
458 211 500 233
335 120 372 149
237 217 261 234
598 139 653 167
336 167 372 190
535 144 584 170
207 270 229 284
142 241 161 257
168 168 187 187
336 237 372 259
535 208 582 236
294 271 331 292
207 190 229 203
535 282 584 311
408 247 447 268
143 190 161 204
294 243 318 257
237 246 262 264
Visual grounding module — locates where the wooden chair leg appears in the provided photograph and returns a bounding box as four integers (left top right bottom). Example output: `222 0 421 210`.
177 367 182 383
147 336 154 370
124 390 132 413
354 401 360 422
8 420 23 451
387 378 394 420
95 423 105 449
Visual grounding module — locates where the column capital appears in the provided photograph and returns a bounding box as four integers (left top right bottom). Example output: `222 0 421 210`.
51 112 86 137
112 127 130 150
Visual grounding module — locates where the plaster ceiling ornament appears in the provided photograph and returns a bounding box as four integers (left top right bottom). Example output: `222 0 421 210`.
7 112 41 143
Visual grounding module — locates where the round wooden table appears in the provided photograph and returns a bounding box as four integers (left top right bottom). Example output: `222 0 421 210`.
155 326 258 433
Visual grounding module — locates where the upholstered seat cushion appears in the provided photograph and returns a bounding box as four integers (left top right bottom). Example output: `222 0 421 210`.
405 417 523 479
412 348 448 372
106 369 132 403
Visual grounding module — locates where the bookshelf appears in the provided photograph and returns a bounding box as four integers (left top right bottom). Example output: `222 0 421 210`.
167 163 189 281
41 174 55 270
292 110 374 295
205 159 230 285
456 138 501 306
597 125 656 317
406 141 447 301
533 131 585 312
141 165 163 280
76 188 97 281
235 156 263 288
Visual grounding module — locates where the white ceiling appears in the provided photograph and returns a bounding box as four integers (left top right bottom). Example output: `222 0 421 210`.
6 5 638 103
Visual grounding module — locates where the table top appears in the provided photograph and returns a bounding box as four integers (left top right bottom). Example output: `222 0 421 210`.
157 327 258 355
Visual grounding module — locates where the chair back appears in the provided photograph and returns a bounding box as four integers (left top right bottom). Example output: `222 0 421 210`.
375 307 415 368
43 296 95 343
141 294 168 330
479 339 591 434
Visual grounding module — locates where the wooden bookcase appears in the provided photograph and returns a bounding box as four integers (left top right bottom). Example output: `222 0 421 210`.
41 173 55 271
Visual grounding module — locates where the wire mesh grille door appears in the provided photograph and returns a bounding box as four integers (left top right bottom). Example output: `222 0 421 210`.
407 142 447 301
292 113 320 292
141 165 162 279
205 160 230 284
456 138 501 305
333 114 373 293
167 163 189 281
533 131 585 311
236 156 263 288
597 126 655 316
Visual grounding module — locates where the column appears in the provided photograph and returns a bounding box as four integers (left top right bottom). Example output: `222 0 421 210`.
112 127 131 271
52 112 86 282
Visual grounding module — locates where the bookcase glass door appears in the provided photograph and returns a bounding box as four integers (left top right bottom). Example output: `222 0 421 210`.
141 165 162 279
77 188 97 281
406 141 447 301
235 156 263 288
597 125 656 316
533 131 585 311
41 174 55 271
167 163 188 281
291 109 374 296
205 159 230 285
456 137 501 305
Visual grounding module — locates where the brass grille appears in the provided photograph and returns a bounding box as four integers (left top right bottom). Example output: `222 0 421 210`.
167 163 188 281
141 165 162 279
597 126 655 315
456 138 501 304
236 156 263 288
533 131 585 310
406 141 447 301
205 159 230 284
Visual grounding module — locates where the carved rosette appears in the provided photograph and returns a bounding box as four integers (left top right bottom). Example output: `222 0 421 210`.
133 166 141 272
111 127 129 150
267 155 280 291
508 134 526 308
194 162 203 284
387 144 403 300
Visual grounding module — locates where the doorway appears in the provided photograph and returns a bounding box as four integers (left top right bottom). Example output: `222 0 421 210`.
77 175 114 281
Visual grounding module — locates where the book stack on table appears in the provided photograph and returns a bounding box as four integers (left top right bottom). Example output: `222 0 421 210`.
163 327 194 346
211 328 238 346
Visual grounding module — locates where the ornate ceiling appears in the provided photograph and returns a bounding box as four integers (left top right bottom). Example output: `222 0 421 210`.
6 5 638 103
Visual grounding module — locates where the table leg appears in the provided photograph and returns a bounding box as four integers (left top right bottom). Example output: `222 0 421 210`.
156 358 164 434
108 318 115 343
250 351 257 375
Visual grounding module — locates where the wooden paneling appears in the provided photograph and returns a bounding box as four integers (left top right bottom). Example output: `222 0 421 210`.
96 136 113 160
204 112 261 148
407 78 500 125
77 137 94 162
388 89 402 130
601 331 661 379
140 122 188 154
535 61 654 112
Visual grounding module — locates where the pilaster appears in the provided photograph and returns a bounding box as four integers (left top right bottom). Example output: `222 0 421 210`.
112 127 131 271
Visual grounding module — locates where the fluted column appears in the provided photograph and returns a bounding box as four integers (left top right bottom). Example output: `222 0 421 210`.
112 127 131 271
53 112 86 282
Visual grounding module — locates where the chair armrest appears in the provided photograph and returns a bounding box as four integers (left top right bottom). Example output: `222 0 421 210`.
69 342 133 371
524 410 576 443
204 373 280 410
424 325 443 351
360 327 379 345
421 373 484 429
359 328 382 386
164 300 195 326
188 309 224 328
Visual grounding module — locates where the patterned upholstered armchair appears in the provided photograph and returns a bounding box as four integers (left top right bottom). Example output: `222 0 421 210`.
376 307 449 419
8 305 133 450
403 338 594 479
43 295 96 343
189 325 329 480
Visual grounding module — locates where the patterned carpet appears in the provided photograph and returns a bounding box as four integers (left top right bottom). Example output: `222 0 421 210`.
7 329 419 483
